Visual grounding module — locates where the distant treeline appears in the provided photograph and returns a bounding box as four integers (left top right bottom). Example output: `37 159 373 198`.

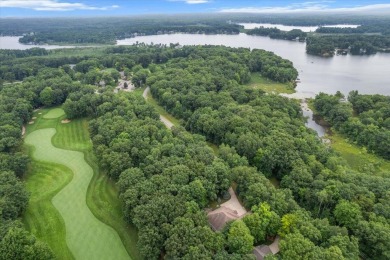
230 13 390 30
315 21 390 35
246 27 307 41
306 35 390 57
0 16 241 45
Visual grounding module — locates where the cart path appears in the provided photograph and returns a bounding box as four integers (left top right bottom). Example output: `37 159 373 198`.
143 87 174 129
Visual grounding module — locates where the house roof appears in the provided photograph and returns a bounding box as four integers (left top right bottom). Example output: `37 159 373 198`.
252 236 280 260
207 206 240 231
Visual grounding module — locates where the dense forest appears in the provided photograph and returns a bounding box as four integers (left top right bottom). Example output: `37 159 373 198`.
306 35 390 56
313 92 390 159
229 13 390 29
0 16 241 45
246 27 307 41
1 14 390 48
0 72 60 259
1 44 389 259
143 45 390 259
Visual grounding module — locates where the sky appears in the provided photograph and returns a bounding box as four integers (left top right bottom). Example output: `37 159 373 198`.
1 0 390 17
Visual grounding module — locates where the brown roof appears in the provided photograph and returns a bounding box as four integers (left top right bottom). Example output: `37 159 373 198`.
253 236 280 260
253 245 272 260
207 206 240 231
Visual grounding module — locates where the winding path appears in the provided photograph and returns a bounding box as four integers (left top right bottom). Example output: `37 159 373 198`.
143 87 174 129
25 128 130 260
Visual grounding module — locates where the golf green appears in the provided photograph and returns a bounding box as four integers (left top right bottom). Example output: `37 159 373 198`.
43 108 65 119
25 128 130 260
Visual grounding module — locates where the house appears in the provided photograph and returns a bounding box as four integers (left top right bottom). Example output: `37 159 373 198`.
207 187 248 231
208 206 243 231
253 236 280 260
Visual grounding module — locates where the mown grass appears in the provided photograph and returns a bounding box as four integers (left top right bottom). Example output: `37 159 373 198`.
328 132 390 175
246 72 295 94
51 117 141 260
22 160 74 260
43 108 65 119
23 107 138 260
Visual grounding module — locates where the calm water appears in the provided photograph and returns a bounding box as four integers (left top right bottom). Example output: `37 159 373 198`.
0 36 77 50
1 34 388 136
117 33 390 97
238 23 360 32
117 33 389 136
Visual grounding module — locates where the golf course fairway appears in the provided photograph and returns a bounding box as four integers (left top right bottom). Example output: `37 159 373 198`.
24 110 131 260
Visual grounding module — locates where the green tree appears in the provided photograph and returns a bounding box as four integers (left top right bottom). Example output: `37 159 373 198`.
39 87 54 106
227 220 254 254
279 233 316 260
0 226 54 260
334 200 362 229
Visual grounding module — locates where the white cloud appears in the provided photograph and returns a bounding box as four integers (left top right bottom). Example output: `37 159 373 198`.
169 0 209 4
0 0 119 11
219 2 390 14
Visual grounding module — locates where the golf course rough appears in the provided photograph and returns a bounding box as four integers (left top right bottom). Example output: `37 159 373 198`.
25 110 130 260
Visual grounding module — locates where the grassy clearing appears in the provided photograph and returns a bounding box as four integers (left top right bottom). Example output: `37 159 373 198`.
24 108 136 260
133 87 145 97
308 104 389 175
49 47 108 57
246 72 295 94
328 132 390 175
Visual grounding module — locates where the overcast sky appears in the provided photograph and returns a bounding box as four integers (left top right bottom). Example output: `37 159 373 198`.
1 0 390 17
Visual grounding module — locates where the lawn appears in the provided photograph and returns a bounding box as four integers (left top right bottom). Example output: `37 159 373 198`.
246 72 295 94
22 160 74 260
23 108 139 260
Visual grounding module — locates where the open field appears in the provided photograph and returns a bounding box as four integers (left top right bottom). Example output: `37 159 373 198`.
328 132 390 175
23 108 138 260
246 72 295 94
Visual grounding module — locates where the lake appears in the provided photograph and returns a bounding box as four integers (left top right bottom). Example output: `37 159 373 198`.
117 33 389 136
117 33 390 97
238 23 360 32
0 36 78 50
2 34 389 136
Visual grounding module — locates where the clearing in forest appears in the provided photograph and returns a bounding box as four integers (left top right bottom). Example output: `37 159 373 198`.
24 108 131 260
246 72 295 94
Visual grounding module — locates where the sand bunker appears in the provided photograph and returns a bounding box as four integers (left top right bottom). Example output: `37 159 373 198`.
61 119 71 124
29 121 34 124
